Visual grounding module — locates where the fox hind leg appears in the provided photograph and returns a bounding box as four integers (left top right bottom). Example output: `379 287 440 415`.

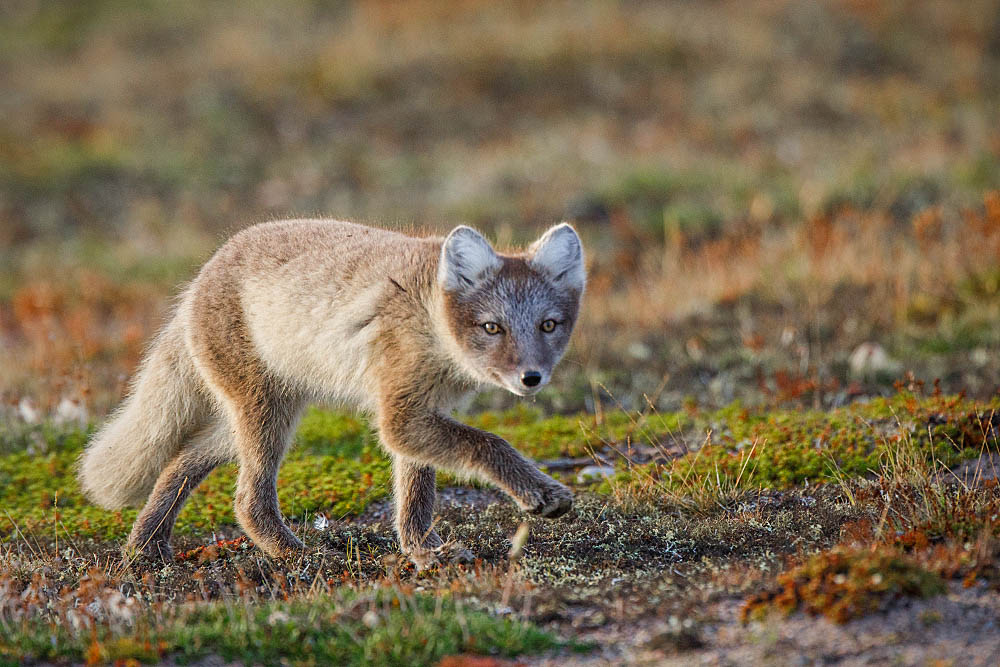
230 392 306 558
126 419 232 562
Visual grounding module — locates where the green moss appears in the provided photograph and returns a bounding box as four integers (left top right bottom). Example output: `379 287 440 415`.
2 586 561 666
604 393 1000 498
468 404 686 460
3 405 668 541
295 407 373 457
0 445 393 541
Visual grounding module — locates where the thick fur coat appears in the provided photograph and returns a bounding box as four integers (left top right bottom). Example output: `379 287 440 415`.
79 219 585 568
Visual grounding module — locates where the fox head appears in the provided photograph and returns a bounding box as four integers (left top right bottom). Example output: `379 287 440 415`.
437 223 585 396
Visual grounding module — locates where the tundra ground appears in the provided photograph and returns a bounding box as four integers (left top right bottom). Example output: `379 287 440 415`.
4 1 1000 664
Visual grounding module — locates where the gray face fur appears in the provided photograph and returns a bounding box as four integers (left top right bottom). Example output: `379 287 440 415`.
438 224 585 396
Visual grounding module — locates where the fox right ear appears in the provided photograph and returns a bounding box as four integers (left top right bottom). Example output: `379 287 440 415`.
529 223 586 292
438 226 501 292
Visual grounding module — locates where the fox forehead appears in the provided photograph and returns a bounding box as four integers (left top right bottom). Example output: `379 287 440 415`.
447 257 581 326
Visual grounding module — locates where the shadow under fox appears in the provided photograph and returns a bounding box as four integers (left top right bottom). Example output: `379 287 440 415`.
79 219 585 568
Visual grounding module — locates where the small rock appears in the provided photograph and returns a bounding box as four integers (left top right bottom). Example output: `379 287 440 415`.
628 341 652 360
646 627 704 652
54 397 88 426
17 397 39 424
267 610 290 625
780 326 796 347
686 337 705 361
849 342 900 378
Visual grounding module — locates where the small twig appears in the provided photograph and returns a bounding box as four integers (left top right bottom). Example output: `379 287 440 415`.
501 522 530 610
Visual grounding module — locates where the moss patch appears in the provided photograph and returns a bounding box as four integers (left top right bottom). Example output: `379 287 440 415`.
466 404 686 460
741 546 946 624
0 445 393 542
295 407 373 457
604 393 1000 501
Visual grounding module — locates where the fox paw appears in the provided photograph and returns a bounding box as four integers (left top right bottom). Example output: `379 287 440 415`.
521 480 574 518
403 540 475 571
121 539 174 572
250 531 306 559
272 536 307 558
436 540 475 565
406 547 439 571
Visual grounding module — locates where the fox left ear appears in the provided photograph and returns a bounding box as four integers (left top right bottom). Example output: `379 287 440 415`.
529 223 586 292
438 225 502 292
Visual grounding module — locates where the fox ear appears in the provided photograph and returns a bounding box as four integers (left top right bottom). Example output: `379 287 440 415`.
438 225 501 292
529 223 586 292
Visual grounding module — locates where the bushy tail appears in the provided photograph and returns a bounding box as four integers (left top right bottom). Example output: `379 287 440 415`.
79 314 207 508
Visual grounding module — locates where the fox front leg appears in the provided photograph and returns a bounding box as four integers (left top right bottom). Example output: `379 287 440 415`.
392 455 442 569
392 455 475 569
380 408 574 520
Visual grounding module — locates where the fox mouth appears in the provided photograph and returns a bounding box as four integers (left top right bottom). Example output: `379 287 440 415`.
488 370 523 396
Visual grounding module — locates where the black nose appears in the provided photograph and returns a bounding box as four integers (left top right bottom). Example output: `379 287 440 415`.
521 370 542 387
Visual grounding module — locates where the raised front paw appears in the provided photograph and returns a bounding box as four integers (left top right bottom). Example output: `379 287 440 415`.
520 479 574 518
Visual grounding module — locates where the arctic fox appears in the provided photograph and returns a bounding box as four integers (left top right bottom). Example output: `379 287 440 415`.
79 220 585 568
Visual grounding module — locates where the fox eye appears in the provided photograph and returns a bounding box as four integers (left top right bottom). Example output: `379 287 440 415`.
540 319 557 333
482 322 502 335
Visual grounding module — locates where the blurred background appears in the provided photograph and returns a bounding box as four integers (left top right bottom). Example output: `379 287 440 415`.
2 0 1000 420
